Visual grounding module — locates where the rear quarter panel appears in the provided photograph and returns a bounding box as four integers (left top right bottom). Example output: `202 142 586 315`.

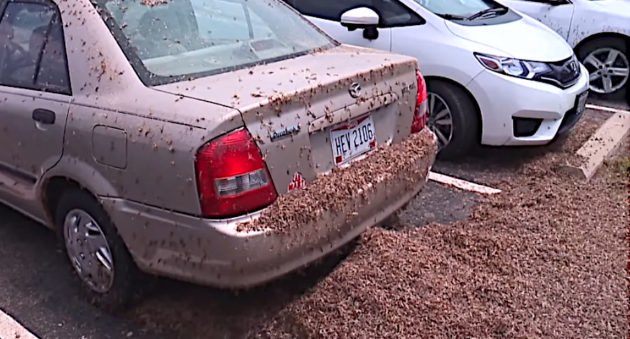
46 0 246 216
51 98 210 215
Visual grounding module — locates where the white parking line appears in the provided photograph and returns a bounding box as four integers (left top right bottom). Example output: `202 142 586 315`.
428 171 501 195
586 104 630 115
0 309 38 339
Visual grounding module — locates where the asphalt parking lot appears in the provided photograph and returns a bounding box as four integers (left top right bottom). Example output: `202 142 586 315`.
0 100 628 338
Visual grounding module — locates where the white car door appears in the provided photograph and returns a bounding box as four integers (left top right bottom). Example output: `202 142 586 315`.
500 0 574 40
283 0 424 52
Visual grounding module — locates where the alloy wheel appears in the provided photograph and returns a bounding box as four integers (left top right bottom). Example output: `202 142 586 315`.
63 209 115 293
427 92 454 150
583 47 629 94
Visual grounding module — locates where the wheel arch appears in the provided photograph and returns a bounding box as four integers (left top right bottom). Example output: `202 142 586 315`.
41 176 93 230
574 32 630 56
39 158 121 229
424 76 483 142
42 176 143 310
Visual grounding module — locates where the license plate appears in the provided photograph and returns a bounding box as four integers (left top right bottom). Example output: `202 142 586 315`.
576 90 588 116
330 115 376 165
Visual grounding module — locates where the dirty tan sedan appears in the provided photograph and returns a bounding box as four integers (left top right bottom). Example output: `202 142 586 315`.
0 0 436 309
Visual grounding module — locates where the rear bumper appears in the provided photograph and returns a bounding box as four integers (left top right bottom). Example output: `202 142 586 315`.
102 129 437 288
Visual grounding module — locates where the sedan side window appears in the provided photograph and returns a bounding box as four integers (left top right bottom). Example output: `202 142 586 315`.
0 1 71 95
284 0 424 27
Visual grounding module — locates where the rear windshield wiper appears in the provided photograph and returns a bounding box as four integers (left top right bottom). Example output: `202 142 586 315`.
466 7 508 20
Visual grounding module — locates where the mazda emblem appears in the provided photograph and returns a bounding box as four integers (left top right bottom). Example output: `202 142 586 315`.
349 82 362 98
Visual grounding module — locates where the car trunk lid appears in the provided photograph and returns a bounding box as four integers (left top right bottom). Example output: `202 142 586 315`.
155 45 419 195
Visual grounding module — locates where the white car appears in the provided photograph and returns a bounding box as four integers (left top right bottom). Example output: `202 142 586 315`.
283 0 590 158
501 0 630 98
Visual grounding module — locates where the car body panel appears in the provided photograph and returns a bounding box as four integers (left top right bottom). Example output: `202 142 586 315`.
294 0 494 85
468 63 589 145
156 44 419 194
443 15 573 61
0 87 70 222
103 129 437 288
500 0 630 48
497 0 576 40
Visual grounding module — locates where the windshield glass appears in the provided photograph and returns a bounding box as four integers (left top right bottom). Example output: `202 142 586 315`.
413 0 501 17
94 0 335 85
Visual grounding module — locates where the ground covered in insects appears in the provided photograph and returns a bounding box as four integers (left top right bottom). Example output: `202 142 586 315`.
123 117 626 339
252 122 628 338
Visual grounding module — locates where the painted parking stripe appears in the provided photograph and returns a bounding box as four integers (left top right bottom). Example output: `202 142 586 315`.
428 171 502 195
586 104 630 115
0 309 38 339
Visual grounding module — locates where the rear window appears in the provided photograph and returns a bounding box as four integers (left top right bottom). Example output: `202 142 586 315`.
93 0 336 85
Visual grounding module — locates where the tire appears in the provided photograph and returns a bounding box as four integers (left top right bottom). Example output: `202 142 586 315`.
55 189 141 311
577 37 629 98
427 80 480 160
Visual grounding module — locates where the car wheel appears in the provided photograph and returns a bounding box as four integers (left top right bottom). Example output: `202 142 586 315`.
55 189 141 311
427 80 479 160
578 37 629 97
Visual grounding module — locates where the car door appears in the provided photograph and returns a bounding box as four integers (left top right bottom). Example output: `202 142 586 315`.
0 0 71 218
283 0 424 52
500 0 574 40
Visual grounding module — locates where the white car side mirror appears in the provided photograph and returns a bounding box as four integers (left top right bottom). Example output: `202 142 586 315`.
340 7 380 40
340 7 380 28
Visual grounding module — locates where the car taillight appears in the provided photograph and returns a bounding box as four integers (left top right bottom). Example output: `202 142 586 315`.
411 70 429 134
195 128 278 218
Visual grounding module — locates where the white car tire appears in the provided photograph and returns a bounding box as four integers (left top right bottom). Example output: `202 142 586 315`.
427 80 480 160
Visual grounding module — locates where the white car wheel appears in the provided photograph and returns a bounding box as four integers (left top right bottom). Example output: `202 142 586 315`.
579 38 629 96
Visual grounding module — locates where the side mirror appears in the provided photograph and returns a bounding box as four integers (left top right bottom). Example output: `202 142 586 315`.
341 7 379 28
340 7 380 40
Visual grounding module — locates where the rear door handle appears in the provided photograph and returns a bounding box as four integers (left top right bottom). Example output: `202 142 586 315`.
32 109 56 125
